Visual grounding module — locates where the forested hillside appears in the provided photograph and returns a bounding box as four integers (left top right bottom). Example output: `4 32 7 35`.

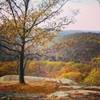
48 32 100 63
1 32 100 63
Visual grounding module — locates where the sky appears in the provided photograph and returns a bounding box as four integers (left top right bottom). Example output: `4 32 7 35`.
15 0 100 31
64 0 100 31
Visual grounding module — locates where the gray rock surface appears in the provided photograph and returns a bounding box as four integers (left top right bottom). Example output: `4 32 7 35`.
48 91 69 97
0 75 77 85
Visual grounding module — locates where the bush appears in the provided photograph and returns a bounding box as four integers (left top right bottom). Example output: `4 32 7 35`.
84 68 100 86
0 61 17 76
91 57 100 67
60 71 82 82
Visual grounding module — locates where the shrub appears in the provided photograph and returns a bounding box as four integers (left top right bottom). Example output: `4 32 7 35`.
0 61 17 76
84 68 100 86
91 57 100 68
60 71 82 82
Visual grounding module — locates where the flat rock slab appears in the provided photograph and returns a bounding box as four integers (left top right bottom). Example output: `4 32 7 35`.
0 90 100 100
47 90 100 100
48 91 69 97
0 75 78 85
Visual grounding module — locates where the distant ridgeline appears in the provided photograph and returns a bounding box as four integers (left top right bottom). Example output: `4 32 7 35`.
0 31 100 63
49 32 100 63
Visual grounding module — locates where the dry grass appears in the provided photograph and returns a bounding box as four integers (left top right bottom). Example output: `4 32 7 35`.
0 81 59 94
0 61 17 76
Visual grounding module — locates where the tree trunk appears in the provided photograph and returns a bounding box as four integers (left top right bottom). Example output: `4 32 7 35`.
19 45 25 84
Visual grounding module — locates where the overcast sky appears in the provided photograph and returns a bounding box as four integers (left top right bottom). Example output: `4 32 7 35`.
64 0 100 31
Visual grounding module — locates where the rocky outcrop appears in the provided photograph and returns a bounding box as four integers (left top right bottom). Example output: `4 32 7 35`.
0 75 78 85
0 75 100 100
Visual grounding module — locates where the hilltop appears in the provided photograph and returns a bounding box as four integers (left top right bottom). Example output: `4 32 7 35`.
47 32 100 63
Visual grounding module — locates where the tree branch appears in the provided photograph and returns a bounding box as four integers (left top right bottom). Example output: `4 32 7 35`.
6 0 17 26
34 0 69 26
0 44 20 53
11 0 24 15
0 38 22 46
27 0 69 33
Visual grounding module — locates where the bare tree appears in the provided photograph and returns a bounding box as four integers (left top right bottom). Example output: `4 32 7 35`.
0 0 75 84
